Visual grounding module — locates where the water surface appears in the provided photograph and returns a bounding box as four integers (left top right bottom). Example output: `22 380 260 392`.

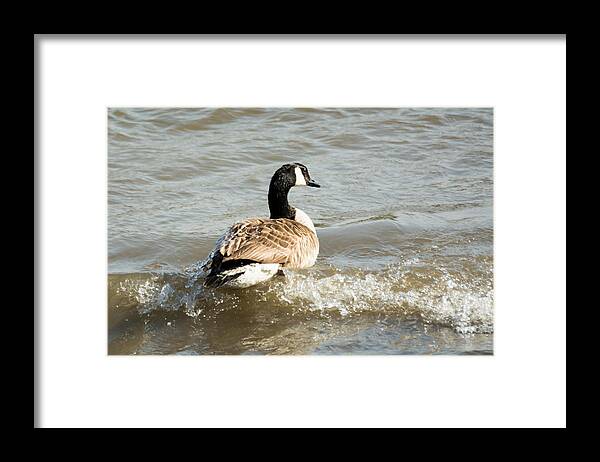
108 107 493 355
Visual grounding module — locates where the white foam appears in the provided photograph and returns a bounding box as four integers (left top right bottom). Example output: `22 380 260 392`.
113 258 493 335
272 263 493 335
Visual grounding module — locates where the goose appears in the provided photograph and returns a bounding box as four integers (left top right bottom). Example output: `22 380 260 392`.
201 163 321 288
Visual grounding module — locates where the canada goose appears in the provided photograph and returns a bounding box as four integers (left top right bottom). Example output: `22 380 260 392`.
202 163 321 288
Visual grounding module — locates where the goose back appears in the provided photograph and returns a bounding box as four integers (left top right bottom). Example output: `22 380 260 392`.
206 217 319 270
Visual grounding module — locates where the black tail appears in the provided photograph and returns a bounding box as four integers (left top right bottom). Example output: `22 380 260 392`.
204 271 244 288
203 255 259 288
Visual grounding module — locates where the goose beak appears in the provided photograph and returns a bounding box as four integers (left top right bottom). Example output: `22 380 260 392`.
307 179 320 188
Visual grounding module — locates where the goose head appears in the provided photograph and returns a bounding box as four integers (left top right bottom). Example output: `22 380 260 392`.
268 163 320 220
271 163 320 190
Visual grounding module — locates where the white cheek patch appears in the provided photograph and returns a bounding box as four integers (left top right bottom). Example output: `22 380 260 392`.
294 166 307 186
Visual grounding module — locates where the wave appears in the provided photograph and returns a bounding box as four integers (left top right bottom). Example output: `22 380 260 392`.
108 257 493 336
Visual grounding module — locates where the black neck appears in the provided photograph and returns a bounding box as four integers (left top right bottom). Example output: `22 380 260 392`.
268 181 295 219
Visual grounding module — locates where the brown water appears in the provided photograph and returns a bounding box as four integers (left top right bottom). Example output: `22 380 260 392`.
108 107 493 355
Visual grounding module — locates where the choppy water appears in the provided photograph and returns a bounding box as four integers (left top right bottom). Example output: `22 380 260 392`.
108 107 493 355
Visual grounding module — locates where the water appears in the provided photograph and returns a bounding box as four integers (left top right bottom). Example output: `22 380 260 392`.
108 107 493 355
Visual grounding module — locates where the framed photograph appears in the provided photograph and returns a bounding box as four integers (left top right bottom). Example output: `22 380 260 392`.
35 35 566 428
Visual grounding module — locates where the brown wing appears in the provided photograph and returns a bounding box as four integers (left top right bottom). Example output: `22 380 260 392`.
217 218 318 268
